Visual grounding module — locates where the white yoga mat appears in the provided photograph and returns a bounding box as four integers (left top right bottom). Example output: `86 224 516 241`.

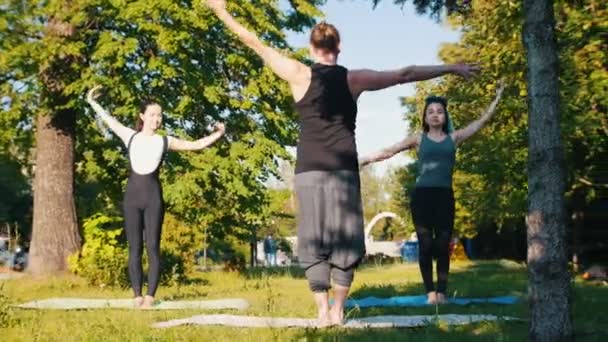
153 314 520 329
16 298 250 310
0 272 24 280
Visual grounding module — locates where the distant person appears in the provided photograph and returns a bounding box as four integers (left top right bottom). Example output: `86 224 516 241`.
263 234 277 266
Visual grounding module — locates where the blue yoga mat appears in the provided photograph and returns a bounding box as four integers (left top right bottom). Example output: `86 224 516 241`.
344 295 519 308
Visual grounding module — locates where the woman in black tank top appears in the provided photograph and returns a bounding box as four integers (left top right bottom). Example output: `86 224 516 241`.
207 0 479 326
86 86 226 308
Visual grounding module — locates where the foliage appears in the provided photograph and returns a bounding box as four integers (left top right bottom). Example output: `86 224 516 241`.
0 153 32 241
391 0 607 236
68 214 129 287
0 0 325 269
361 166 411 241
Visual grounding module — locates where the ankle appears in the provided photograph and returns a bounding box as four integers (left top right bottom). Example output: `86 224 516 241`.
141 295 155 307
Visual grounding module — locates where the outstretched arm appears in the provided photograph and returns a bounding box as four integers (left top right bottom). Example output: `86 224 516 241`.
86 85 135 144
348 64 480 99
359 134 421 167
168 123 226 151
206 0 308 88
451 80 505 145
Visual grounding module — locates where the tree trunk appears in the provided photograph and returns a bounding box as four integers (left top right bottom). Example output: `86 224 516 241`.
28 17 81 275
29 109 81 274
522 0 573 340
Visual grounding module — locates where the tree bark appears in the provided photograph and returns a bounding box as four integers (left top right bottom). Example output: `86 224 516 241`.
522 0 573 340
28 16 81 275
29 108 81 274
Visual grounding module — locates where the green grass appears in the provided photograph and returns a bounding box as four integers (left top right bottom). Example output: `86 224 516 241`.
1 260 607 341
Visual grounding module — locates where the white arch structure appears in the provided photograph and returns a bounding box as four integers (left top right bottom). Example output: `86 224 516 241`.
364 211 401 241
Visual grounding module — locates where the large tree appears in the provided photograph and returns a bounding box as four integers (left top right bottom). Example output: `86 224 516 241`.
522 1 572 339
1 0 323 274
364 0 599 339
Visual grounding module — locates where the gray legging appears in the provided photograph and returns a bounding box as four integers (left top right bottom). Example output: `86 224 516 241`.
305 261 356 292
294 170 366 292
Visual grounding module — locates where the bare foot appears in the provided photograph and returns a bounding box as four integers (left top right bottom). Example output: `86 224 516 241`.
140 295 155 309
133 296 144 308
313 291 330 328
436 292 448 304
329 306 344 326
316 309 331 328
426 291 438 305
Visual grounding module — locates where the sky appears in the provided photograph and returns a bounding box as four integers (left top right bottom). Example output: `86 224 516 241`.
285 0 460 176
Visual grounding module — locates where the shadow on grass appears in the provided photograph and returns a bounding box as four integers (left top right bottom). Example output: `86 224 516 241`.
239 265 306 280
293 261 529 340
293 261 608 341
352 260 527 299
294 321 528 342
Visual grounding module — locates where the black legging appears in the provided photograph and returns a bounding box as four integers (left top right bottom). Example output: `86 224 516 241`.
410 187 454 294
123 173 164 297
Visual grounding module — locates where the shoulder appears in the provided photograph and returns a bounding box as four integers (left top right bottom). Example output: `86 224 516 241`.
448 132 459 145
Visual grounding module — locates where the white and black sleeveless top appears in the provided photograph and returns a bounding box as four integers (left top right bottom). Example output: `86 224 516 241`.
126 133 168 175
113 127 169 175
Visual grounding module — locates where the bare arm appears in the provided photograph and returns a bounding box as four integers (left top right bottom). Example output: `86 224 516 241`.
359 134 421 167
206 0 309 92
168 123 226 151
451 80 505 145
86 86 135 144
348 64 480 99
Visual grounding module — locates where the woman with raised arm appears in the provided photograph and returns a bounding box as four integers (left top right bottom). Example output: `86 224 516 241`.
360 82 505 304
206 0 478 325
86 85 226 308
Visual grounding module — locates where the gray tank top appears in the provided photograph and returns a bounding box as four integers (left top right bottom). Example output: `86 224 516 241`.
415 133 456 188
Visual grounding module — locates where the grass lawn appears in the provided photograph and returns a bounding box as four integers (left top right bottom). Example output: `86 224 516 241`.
1 260 607 341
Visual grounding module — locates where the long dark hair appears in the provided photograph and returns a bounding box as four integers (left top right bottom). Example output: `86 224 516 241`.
422 96 451 133
136 99 158 131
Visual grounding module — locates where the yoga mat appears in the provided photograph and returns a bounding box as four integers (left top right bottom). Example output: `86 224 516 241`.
16 298 250 310
345 295 519 308
152 313 520 329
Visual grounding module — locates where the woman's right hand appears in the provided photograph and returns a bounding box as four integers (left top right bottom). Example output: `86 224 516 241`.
206 0 226 12
86 85 102 103
495 78 506 100
214 122 226 134
452 63 480 79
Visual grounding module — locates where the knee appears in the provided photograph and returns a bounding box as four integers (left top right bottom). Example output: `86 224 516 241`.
128 245 143 258
308 279 330 292
305 265 330 292
418 238 433 251
332 267 355 288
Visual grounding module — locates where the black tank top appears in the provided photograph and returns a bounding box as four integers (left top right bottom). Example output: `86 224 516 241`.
294 63 358 174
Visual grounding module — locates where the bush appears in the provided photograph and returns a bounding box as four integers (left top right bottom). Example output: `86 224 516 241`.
69 213 192 288
159 214 197 281
68 214 130 287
